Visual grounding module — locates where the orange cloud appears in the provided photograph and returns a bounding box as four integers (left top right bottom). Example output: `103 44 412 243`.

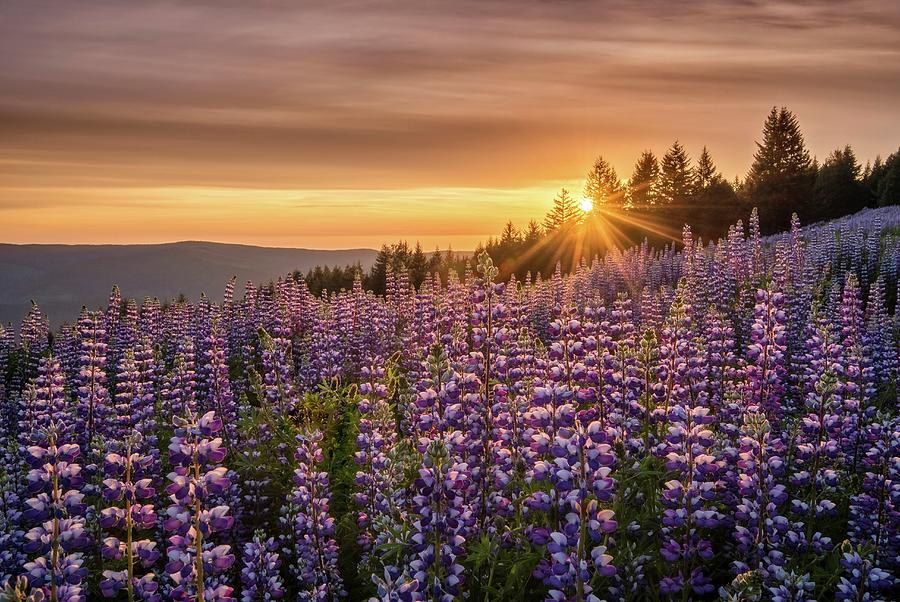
1 0 899 247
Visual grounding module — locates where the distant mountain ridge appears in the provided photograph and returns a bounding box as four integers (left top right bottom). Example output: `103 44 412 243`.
0 241 379 326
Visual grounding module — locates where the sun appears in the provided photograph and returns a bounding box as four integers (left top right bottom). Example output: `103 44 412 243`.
579 197 594 212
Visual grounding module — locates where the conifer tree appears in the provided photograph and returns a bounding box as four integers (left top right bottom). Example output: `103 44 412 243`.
543 188 581 231
691 146 739 239
659 140 695 207
813 145 871 220
745 106 815 232
499 221 521 246
584 156 624 208
696 146 723 188
524 220 542 243
628 150 660 208
409 242 428 289
865 148 900 207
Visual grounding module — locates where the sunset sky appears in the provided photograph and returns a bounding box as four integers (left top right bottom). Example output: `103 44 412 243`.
2 0 899 250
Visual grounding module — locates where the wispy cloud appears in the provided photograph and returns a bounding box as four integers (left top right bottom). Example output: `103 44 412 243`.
1 0 899 245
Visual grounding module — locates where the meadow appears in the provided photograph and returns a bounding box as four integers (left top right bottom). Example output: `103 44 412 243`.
1 207 898 602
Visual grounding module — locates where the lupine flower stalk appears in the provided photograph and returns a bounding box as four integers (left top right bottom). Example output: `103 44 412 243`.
163 411 235 602
238 531 284 602
288 430 344 601
99 431 160 601
22 423 89 602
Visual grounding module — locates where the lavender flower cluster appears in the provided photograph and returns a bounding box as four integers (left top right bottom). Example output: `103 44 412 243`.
1 206 899 601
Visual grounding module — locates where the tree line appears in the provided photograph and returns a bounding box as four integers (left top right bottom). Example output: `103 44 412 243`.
298 106 899 294
575 106 898 237
298 241 470 296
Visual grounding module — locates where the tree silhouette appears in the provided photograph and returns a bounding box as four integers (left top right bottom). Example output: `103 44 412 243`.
659 141 695 207
744 106 815 232
813 145 871 220
628 150 660 209
696 146 723 188
544 188 581 231
584 156 624 208
865 148 900 207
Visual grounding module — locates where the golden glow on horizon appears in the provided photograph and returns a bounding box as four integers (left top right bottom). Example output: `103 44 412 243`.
0 182 581 249
2 2 898 247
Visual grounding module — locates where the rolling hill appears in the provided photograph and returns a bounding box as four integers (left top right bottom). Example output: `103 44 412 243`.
0 241 379 326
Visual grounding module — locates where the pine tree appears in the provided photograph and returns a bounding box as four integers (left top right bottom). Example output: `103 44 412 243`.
744 106 815 232
409 242 428 289
812 145 871 220
544 188 581 231
524 219 542 243
500 221 521 245
428 247 442 275
865 148 900 207
659 141 695 207
628 150 660 209
368 245 392 295
691 146 739 239
696 146 723 188
584 156 624 208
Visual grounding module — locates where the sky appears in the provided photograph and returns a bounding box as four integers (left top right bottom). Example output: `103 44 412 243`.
1 0 899 250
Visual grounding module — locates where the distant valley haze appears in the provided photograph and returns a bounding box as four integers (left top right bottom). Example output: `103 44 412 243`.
0 241 380 326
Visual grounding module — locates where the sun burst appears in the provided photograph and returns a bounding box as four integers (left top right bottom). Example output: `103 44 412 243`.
580 197 594 212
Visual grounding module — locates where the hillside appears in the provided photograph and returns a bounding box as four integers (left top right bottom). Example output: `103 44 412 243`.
0 241 378 326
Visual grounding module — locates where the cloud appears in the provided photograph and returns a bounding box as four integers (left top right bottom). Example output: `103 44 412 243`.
1 0 899 243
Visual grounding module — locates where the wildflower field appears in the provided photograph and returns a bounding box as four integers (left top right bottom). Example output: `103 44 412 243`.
1 208 899 602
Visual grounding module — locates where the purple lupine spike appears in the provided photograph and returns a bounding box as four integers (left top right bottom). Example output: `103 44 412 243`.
408 438 470 602
25 357 71 445
865 277 897 386
655 290 721 597
21 423 90 602
731 408 799 586
203 321 237 443
163 338 198 422
836 545 895 600
114 299 139 369
600 294 641 452
839 274 879 473
99 431 160 601
138 298 162 348
287 429 344 600
163 411 235 602
112 350 141 448
529 407 619 601
258 319 298 416
784 322 841 564
745 289 788 422
847 417 900 574
106 286 122 342
354 359 403 559
74 309 109 452
239 530 284 602
19 302 50 386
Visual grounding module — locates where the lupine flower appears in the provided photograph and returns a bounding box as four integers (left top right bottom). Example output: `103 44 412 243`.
99 431 160 601
655 292 721 596
239 531 284 602
163 411 235 602
21 423 90 602
288 430 344 601
74 310 109 452
745 289 788 422
258 324 298 416
408 439 470 602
